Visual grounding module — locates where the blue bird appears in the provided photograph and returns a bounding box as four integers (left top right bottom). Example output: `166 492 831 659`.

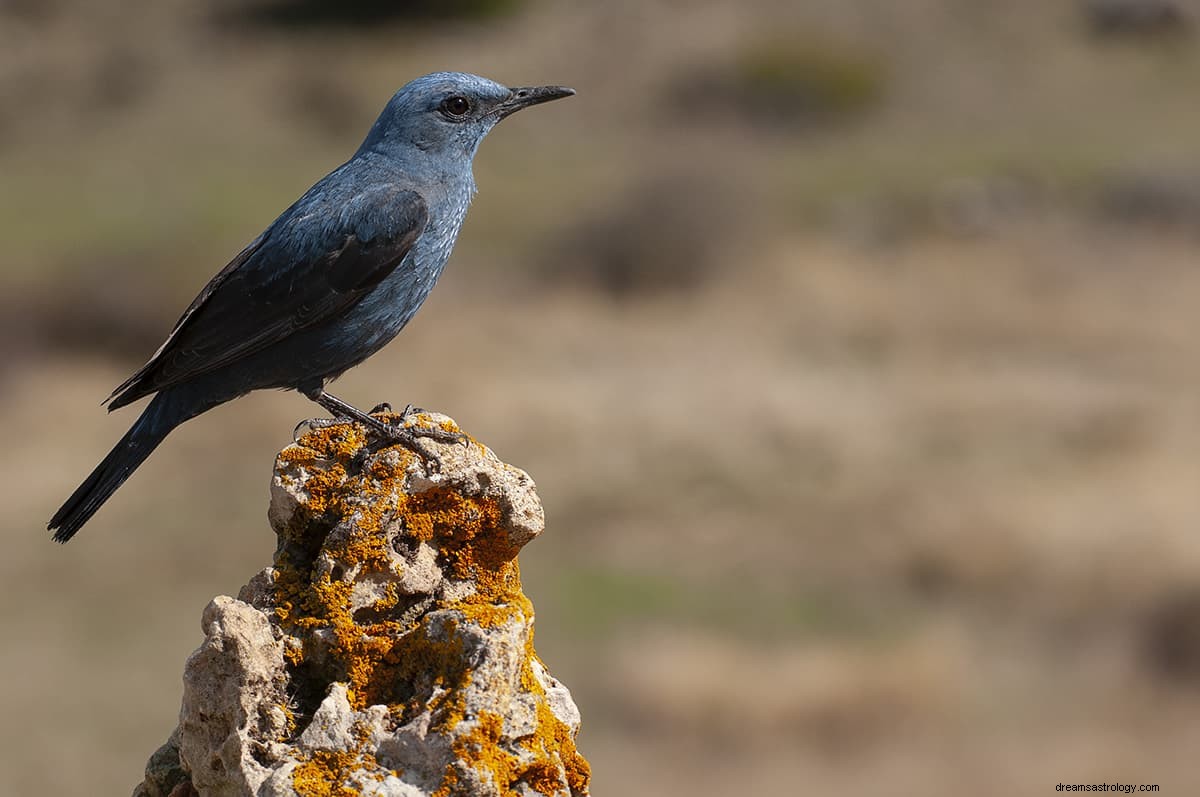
48 72 574 542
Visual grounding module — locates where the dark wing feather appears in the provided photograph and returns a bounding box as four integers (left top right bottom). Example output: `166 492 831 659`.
104 232 269 405
107 187 428 409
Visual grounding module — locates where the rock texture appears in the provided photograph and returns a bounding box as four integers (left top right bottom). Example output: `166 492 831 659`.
134 412 590 797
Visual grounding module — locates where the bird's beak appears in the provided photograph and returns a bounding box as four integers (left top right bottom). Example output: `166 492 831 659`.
494 85 576 120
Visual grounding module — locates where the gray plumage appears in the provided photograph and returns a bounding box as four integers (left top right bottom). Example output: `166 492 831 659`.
48 72 574 542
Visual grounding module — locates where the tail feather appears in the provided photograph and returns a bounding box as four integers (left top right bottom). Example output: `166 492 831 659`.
49 392 185 543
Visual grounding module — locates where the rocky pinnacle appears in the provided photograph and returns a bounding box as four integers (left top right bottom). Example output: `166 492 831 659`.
134 412 590 797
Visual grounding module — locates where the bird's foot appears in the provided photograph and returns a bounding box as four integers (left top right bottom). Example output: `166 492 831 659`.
366 408 468 471
291 403 401 443
373 402 467 446
366 426 442 470
392 403 422 422
301 390 467 472
293 415 352 442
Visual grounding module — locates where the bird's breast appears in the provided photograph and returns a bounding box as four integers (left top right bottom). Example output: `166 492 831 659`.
345 188 473 347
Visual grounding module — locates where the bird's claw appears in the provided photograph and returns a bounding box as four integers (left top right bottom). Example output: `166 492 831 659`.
363 413 470 472
392 403 467 447
293 415 347 442
365 425 446 472
403 423 469 447
298 393 466 474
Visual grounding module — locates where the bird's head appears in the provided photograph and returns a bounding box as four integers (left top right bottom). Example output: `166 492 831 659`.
359 72 574 163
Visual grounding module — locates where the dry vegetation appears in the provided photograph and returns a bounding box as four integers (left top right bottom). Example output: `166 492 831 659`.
2 1 1200 795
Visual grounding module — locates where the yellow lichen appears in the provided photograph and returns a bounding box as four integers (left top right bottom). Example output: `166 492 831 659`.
452 712 513 789
292 748 377 797
427 617 590 796
528 700 591 795
430 765 459 797
278 703 298 740
271 414 589 796
435 694 590 797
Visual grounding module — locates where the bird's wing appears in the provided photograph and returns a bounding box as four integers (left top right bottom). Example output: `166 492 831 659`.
106 185 429 409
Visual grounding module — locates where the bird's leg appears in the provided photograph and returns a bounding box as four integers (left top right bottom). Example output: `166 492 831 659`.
311 390 393 434
294 390 369 439
314 392 462 443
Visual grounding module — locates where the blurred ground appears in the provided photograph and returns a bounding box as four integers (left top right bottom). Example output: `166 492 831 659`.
2 0 1200 794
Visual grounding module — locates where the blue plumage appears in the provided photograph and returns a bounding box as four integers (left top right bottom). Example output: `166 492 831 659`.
49 72 574 542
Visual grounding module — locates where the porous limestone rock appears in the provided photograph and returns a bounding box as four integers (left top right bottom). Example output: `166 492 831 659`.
134 412 590 797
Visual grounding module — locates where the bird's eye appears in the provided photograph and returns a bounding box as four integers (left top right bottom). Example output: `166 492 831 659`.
440 96 471 119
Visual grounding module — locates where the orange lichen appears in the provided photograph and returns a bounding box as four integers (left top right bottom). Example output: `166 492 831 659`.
270 414 588 796
292 748 378 797
430 765 460 797
434 695 590 797
451 712 513 789
528 701 591 795
513 630 591 795
427 618 590 796
278 703 298 740
273 419 524 691
279 423 369 467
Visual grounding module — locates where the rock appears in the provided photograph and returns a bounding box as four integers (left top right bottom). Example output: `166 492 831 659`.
134 732 193 797
135 412 590 797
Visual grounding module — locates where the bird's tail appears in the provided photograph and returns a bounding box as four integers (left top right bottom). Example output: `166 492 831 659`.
49 390 194 543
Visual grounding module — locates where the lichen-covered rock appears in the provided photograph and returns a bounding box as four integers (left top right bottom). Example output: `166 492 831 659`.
136 412 590 797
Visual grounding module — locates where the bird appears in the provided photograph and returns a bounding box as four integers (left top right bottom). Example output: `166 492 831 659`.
47 72 574 543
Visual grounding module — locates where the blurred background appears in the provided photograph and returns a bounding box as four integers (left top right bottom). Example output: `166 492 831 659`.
2 0 1200 793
